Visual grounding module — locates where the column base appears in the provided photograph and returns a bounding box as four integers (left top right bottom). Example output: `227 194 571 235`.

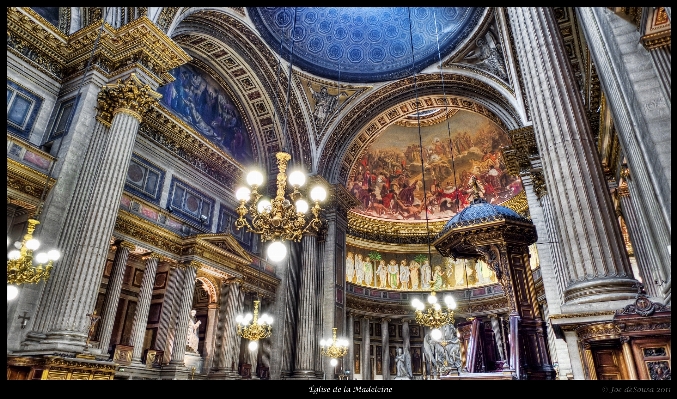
563 277 638 304
289 370 320 380
207 369 242 380
19 330 89 354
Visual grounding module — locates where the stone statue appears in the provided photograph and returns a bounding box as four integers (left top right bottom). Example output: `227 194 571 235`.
394 347 412 380
187 309 201 353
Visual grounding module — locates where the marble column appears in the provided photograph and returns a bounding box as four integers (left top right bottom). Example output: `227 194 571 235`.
130 252 160 361
271 241 300 379
620 336 638 380
380 318 390 380
577 8 671 302
97 241 135 353
617 181 663 298
169 261 199 366
489 315 507 364
507 8 637 306
213 279 244 375
154 265 184 360
347 312 355 379
362 317 371 380
402 319 411 355
203 303 218 371
24 74 160 352
292 233 319 378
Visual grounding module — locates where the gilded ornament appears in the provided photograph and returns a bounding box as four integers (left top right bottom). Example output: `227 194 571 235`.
96 73 162 124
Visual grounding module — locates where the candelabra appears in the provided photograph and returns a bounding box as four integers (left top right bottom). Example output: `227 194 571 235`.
235 152 326 262
320 327 349 367
7 218 61 297
411 289 457 341
235 300 273 351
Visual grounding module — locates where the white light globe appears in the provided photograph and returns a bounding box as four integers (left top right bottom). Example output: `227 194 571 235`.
235 315 243 324
8 250 21 260
25 239 40 250
236 187 251 201
427 294 438 304
412 298 422 308
47 249 61 261
244 312 253 323
431 328 442 341
288 171 306 187
35 252 49 264
14 241 22 249
267 241 287 262
433 303 441 311
320 339 326 347
7 285 19 301
446 296 457 309
246 171 264 187
248 340 259 351
267 315 273 325
310 186 327 202
257 199 272 213
330 358 338 367
295 199 309 214
340 339 349 347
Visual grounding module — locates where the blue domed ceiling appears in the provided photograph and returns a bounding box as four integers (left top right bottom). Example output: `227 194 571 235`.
248 7 486 83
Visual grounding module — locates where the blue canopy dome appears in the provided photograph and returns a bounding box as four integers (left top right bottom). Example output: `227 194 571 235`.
442 198 529 232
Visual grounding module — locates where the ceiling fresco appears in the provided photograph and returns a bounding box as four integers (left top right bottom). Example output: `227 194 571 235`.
157 63 254 164
347 110 522 223
248 7 486 83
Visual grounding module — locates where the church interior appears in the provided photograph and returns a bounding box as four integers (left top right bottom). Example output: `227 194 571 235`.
6 7 671 381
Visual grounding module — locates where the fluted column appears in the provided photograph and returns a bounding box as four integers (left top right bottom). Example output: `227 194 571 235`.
169 261 199 366
489 315 506 363
577 8 671 303
130 253 160 361
203 303 218 371
272 241 300 379
620 336 638 380
292 233 319 378
97 241 134 353
380 318 390 380
507 8 637 306
402 319 411 355
617 181 663 298
347 312 355 379
25 74 160 352
155 265 184 359
211 279 244 377
362 317 371 380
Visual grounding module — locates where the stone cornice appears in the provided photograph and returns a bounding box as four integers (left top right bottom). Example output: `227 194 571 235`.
7 158 57 207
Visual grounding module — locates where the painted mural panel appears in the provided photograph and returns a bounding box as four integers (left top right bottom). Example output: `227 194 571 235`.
347 110 521 222
157 64 254 164
346 246 497 291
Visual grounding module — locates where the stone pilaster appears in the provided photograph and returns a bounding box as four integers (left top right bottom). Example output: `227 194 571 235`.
23 74 160 353
347 312 355 379
380 318 390 380
130 253 160 361
362 317 371 380
203 303 218 371
507 8 637 306
169 261 199 366
617 181 664 298
98 241 135 353
292 233 319 378
577 8 671 303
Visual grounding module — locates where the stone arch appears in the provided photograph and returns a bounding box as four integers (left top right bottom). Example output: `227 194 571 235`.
196 275 219 304
316 72 525 184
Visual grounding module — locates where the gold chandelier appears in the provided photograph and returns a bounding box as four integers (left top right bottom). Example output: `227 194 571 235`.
412 290 457 340
235 300 273 351
320 327 349 367
234 151 327 261
7 218 61 290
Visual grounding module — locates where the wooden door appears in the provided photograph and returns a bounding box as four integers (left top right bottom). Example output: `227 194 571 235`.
631 337 671 380
592 345 629 380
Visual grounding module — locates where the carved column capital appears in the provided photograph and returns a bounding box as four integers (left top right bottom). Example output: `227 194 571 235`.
142 252 161 261
180 260 202 270
96 73 161 124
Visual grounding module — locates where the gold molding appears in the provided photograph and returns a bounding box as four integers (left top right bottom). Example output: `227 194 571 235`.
348 211 447 238
96 73 161 124
549 310 617 320
575 322 620 342
498 190 529 218
7 158 57 206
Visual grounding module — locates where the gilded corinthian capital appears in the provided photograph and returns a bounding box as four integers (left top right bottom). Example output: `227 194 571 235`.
96 73 161 124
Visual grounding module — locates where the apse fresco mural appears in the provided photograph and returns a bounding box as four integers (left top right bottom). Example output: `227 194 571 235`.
345 245 498 291
347 110 522 222
157 64 254 164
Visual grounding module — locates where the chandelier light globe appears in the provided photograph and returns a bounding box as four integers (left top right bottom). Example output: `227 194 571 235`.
7 284 19 301
295 199 309 214
320 339 327 347
444 295 457 309
235 314 243 324
13 241 22 249
288 170 306 187
47 249 61 261
8 250 21 261
35 252 49 264
330 358 338 367
310 186 327 202
25 239 40 251
267 241 287 262
431 328 443 341
246 170 264 187
248 340 259 351
257 199 272 214
427 293 438 304
411 297 422 309
236 187 251 202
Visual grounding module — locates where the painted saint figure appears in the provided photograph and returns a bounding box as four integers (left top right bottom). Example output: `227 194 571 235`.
409 260 421 290
387 259 399 289
346 251 355 283
355 254 365 286
377 260 388 288
432 265 444 291
364 257 374 287
421 259 432 290
399 259 410 290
